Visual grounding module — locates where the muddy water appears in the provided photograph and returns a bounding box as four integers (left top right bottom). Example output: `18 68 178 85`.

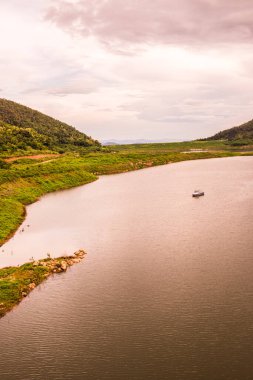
0 157 253 379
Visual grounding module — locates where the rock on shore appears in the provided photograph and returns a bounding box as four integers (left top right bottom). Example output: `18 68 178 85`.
0 249 87 318
32 249 86 273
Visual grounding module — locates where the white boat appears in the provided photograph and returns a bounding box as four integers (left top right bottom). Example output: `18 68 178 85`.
192 190 204 197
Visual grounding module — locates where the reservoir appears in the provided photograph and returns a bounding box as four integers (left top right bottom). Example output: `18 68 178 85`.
0 157 253 379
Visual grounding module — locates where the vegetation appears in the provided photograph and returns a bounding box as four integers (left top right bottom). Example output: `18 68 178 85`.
206 118 253 146
0 145 252 318
0 98 100 155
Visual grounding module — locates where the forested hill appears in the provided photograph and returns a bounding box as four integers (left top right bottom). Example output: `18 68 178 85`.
0 98 100 154
207 119 253 142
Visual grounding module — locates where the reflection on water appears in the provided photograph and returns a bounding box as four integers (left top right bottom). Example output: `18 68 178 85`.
0 157 253 380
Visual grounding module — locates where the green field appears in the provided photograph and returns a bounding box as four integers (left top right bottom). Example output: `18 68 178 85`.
1 140 252 247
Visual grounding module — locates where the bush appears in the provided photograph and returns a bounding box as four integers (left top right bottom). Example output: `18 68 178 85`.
0 159 10 169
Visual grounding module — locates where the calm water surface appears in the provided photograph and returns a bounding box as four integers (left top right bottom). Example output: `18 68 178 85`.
0 157 253 380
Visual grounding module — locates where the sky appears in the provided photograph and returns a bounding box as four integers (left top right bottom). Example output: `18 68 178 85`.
0 0 253 141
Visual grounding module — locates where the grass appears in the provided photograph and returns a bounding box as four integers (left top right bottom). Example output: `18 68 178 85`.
0 263 49 317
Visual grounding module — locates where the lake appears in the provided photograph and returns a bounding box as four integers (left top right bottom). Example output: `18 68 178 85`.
0 157 253 379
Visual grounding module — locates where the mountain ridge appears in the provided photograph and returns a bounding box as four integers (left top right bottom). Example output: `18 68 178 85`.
207 119 253 142
0 98 100 154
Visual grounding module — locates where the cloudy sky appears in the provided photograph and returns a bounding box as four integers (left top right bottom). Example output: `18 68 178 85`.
1 0 253 141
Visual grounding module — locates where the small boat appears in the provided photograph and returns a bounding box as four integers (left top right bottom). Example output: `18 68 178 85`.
192 190 204 197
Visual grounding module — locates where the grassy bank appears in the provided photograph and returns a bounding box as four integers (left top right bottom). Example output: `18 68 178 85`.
0 140 252 247
0 250 86 318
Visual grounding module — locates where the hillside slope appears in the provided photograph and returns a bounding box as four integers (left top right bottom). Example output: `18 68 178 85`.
207 119 253 141
0 98 100 154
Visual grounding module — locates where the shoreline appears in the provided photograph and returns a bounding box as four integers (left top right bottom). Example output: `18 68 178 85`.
1 154 252 319
0 205 27 248
0 250 86 319
1 149 249 248
0 152 252 319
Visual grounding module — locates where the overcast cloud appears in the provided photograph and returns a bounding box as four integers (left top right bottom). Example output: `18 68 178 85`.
0 0 253 140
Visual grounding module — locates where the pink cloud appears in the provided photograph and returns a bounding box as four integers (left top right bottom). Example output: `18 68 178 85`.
46 0 253 48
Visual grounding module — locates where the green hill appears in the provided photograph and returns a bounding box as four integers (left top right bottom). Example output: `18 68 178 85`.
0 98 100 154
207 119 253 145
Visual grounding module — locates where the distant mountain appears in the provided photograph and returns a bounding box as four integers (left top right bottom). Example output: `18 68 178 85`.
0 98 100 154
102 138 184 145
207 119 253 142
